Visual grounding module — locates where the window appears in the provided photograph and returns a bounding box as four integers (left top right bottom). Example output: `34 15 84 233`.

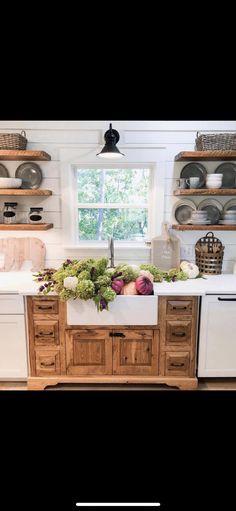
75 167 150 242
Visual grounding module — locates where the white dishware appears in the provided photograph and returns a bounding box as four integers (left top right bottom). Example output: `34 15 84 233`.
186 177 200 188
0 177 22 188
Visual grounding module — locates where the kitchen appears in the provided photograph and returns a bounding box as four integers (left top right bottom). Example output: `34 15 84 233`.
0 120 236 390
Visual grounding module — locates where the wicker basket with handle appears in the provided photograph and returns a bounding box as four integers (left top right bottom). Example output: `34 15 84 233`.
195 231 224 275
195 131 236 151
0 130 27 150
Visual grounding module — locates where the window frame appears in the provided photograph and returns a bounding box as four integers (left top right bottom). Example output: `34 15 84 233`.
74 165 152 244
60 147 165 257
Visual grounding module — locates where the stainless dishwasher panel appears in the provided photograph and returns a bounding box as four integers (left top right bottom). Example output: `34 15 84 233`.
198 295 236 377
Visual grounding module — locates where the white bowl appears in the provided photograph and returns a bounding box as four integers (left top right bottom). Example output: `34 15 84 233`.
206 183 222 189
0 177 22 188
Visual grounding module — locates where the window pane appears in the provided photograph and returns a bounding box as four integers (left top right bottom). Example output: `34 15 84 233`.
78 208 148 241
77 168 149 203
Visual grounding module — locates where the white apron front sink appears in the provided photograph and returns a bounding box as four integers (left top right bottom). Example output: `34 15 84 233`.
66 295 158 325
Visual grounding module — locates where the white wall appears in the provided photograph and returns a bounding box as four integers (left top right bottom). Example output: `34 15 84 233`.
0 121 236 272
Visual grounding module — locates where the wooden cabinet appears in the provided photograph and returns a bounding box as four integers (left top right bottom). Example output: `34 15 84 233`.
159 296 198 377
27 296 66 377
65 328 159 376
66 329 112 375
26 295 198 390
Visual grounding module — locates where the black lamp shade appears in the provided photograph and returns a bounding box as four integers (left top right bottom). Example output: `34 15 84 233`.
97 123 125 158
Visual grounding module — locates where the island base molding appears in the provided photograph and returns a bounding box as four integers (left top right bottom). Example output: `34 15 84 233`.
27 376 198 391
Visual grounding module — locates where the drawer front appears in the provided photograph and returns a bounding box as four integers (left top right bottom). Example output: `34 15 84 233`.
166 299 193 315
35 350 61 376
34 320 59 346
32 299 58 315
166 320 192 346
164 352 190 376
0 294 24 314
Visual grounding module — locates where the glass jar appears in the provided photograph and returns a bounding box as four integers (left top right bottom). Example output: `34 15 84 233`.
28 207 43 224
3 202 17 224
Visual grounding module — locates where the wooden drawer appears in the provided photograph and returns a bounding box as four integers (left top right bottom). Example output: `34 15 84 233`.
164 352 190 376
166 299 194 315
35 350 61 376
166 320 192 346
33 320 59 346
32 298 58 315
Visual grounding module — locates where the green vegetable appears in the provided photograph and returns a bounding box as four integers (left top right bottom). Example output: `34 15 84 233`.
75 280 95 300
115 264 139 283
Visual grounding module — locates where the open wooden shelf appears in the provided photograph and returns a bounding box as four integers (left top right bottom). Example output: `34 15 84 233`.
0 150 51 161
0 223 53 230
174 188 236 196
0 189 52 196
172 224 236 231
175 150 236 161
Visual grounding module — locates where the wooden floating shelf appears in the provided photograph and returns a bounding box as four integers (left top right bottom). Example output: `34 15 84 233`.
0 150 51 161
0 189 52 196
172 225 236 231
175 150 236 161
0 223 53 230
174 188 236 196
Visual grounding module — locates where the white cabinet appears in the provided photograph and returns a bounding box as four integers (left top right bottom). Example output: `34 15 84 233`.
0 295 27 379
198 295 236 377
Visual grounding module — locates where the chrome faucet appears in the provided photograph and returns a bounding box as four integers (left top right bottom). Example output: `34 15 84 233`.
108 237 115 268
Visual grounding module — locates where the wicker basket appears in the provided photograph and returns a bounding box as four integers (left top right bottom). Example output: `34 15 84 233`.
195 231 224 275
195 131 236 151
0 130 27 150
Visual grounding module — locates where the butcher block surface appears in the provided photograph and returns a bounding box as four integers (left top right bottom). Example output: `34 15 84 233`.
0 237 45 271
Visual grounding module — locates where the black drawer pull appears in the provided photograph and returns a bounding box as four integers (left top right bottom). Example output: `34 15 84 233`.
38 331 54 336
37 305 53 310
172 331 186 337
40 361 55 367
110 332 126 337
172 305 188 310
170 362 185 367
218 297 236 302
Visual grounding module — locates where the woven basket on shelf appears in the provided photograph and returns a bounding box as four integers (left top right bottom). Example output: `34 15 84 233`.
195 131 236 151
0 130 27 150
195 231 224 275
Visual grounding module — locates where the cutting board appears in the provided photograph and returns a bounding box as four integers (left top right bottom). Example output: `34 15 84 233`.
0 237 46 271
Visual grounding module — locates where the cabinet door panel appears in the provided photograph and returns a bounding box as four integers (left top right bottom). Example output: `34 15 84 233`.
66 329 112 375
113 329 159 375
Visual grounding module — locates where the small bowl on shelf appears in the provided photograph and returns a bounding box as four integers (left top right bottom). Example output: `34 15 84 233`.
0 177 22 188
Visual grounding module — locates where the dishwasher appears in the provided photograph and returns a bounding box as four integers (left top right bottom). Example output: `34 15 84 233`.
198 294 236 377
0 294 28 379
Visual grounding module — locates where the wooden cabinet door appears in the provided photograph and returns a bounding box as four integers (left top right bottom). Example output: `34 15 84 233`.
66 329 112 375
112 329 159 375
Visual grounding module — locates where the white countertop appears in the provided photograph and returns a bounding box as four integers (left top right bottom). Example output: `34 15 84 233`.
0 272 236 296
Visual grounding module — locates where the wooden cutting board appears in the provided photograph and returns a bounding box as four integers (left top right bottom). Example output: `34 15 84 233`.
0 237 46 271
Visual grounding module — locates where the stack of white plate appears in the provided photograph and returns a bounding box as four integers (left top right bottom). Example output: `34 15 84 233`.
219 210 236 225
189 211 210 224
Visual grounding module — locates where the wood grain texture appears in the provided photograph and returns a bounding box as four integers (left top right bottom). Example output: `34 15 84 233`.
0 237 45 271
159 296 198 378
66 329 113 375
172 224 236 231
174 188 236 196
0 189 52 196
0 223 53 230
0 150 51 160
175 150 236 161
113 329 159 375
27 375 198 390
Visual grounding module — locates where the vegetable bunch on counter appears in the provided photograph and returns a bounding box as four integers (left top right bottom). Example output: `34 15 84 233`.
33 257 193 312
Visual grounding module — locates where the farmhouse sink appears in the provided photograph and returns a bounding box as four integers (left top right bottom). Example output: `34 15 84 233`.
67 295 158 325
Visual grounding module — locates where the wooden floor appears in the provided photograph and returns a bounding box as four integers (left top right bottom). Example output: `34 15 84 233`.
1 379 236 390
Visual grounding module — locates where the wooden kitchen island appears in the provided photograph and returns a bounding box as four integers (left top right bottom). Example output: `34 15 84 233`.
26 295 199 390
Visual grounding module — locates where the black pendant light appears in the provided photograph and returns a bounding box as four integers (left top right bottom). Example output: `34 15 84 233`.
97 123 125 159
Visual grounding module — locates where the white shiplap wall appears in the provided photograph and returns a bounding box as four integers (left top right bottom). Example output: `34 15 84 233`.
0 121 236 272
